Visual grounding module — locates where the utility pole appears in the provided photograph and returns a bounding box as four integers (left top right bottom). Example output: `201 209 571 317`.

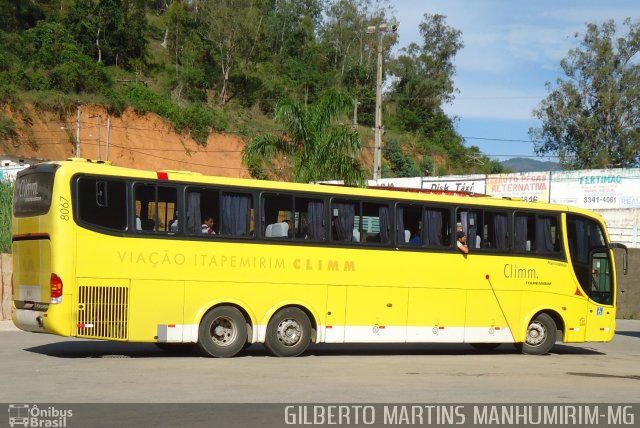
367 22 398 181
76 104 81 157
106 117 111 161
90 114 102 160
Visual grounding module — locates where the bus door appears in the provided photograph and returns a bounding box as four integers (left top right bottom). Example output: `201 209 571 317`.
584 248 615 342
324 286 346 343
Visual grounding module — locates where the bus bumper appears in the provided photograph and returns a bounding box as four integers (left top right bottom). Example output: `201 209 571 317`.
12 308 48 333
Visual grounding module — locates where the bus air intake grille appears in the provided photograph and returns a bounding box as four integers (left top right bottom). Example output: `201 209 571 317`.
76 285 129 340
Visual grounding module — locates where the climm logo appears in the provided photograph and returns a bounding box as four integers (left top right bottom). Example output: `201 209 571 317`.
503 263 538 279
16 179 39 199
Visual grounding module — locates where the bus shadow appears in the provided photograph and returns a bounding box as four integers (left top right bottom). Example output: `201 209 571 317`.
24 341 203 359
24 341 605 358
616 331 640 338
299 343 605 357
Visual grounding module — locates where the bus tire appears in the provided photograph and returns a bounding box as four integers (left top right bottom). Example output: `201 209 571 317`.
520 313 557 355
198 306 247 358
265 307 311 357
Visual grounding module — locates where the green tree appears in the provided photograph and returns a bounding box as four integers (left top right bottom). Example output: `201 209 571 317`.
243 91 367 186
0 180 13 253
390 13 463 137
320 0 395 125
199 0 262 105
531 19 640 169
382 138 420 177
20 21 109 93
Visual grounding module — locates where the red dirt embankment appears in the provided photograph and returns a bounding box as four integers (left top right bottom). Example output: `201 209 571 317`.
1 105 251 178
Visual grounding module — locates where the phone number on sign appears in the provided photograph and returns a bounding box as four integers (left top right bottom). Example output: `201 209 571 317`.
584 196 617 204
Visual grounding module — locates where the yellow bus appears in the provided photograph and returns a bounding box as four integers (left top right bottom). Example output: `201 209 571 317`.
12 159 628 357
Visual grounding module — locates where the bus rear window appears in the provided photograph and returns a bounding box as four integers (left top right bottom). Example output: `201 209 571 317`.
13 172 55 217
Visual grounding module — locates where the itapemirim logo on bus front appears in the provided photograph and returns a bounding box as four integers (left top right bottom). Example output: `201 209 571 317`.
7 404 73 427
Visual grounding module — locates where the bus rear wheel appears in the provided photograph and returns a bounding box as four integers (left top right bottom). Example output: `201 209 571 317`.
265 307 311 357
519 313 557 355
198 306 247 358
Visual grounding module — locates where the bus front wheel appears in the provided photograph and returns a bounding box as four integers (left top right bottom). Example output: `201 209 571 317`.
265 307 312 357
198 306 247 358
519 313 557 355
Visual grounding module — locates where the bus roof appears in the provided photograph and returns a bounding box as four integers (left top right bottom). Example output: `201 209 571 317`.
32 158 604 219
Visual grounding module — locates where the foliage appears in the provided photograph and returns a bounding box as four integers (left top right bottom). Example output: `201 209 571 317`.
531 19 640 169
390 14 463 136
244 91 367 186
0 112 18 143
121 84 227 145
383 138 421 177
0 180 13 253
0 0 546 177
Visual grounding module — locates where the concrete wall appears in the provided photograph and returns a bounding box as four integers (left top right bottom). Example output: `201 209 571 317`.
0 250 637 321
616 248 640 319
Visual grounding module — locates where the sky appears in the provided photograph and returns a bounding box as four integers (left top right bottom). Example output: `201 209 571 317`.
390 0 640 161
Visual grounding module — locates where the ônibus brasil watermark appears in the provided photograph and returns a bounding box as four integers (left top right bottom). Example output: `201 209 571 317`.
8 404 72 428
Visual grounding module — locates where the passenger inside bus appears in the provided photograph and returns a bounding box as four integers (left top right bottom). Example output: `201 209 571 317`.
409 227 422 245
456 231 469 254
201 216 216 234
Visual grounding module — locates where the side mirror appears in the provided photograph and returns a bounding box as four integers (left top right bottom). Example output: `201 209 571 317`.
609 243 628 275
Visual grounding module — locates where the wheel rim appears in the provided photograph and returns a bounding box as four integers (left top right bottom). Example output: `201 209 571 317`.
209 316 237 346
526 321 546 346
276 318 302 346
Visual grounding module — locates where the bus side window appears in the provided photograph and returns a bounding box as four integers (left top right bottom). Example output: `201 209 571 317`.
362 202 390 244
294 197 325 241
77 177 127 231
424 207 451 247
514 213 534 252
220 191 254 237
396 204 421 246
484 210 509 251
133 184 177 233
186 188 220 235
331 199 358 242
262 194 293 239
456 208 484 249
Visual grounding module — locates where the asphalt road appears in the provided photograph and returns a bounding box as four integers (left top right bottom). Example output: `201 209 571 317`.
1 319 639 405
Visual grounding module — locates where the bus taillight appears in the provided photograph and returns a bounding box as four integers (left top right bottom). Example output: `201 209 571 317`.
50 274 63 303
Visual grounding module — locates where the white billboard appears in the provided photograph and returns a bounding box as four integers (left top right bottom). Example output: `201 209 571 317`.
550 168 640 209
486 172 550 203
420 175 486 194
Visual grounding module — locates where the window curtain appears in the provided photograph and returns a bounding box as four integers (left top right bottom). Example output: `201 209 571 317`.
396 207 405 243
333 203 354 241
307 200 325 240
186 192 201 233
460 211 468 235
467 212 478 248
221 193 251 236
535 217 554 252
493 213 508 250
514 215 528 251
424 210 442 245
379 206 390 243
